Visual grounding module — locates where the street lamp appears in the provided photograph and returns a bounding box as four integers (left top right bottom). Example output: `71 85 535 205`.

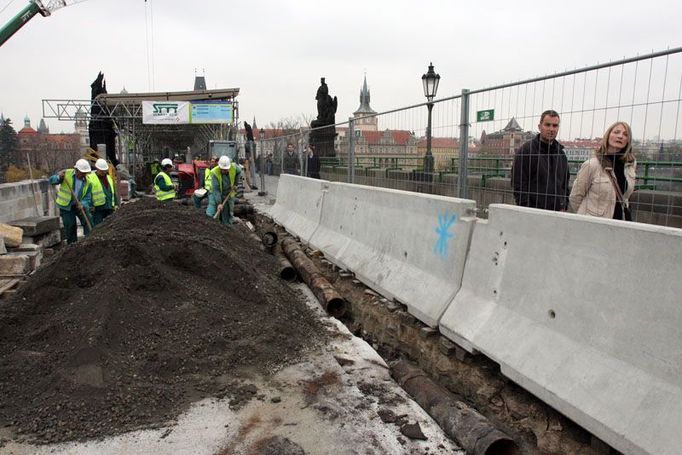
422 62 440 173
258 128 267 196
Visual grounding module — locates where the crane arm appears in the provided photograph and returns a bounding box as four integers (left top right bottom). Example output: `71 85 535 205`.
0 0 69 47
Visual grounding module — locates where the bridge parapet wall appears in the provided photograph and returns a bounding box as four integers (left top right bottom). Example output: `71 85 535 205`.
439 204 682 455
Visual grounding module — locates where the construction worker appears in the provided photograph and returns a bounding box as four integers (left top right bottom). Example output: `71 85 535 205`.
48 159 93 244
89 158 117 226
154 158 176 202
210 155 241 224
194 156 218 209
150 159 161 181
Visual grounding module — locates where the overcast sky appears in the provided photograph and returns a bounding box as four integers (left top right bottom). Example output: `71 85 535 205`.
0 0 681 135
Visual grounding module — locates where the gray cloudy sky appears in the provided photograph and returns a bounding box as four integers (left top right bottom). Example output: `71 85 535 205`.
0 0 680 133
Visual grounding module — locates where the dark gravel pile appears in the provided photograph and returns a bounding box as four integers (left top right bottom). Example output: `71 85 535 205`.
0 198 325 444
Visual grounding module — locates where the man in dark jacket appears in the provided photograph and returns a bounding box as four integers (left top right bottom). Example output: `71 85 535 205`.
306 144 321 179
511 110 569 211
282 143 300 175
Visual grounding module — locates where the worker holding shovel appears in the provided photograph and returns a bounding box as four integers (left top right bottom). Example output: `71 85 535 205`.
210 155 241 225
49 159 94 244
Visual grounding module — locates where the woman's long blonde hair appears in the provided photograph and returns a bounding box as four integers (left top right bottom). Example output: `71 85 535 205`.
595 121 635 163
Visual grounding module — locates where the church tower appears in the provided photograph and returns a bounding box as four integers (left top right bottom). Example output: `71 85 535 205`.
353 75 378 132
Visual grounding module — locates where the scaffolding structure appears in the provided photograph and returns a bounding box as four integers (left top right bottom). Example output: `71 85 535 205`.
42 87 240 181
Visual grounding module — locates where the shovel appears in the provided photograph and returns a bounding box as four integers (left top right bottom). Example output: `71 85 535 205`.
213 186 237 220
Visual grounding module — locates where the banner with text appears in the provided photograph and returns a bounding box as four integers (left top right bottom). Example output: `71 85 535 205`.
142 101 190 124
190 102 233 124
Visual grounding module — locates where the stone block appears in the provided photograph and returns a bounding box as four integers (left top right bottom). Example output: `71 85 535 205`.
23 229 62 248
9 216 60 237
0 237 5 254
10 243 42 253
0 254 32 275
0 223 23 248
6 250 41 271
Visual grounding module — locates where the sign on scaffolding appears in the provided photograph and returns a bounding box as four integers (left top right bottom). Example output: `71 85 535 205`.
142 101 190 124
142 101 233 124
190 102 233 124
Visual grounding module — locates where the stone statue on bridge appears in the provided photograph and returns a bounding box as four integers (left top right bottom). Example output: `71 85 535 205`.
88 72 118 166
309 77 338 158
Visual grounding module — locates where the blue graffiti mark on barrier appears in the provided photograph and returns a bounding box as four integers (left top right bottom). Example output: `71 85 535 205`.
434 210 458 259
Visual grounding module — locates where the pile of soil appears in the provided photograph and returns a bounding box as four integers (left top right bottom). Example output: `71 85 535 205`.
0 199 326 444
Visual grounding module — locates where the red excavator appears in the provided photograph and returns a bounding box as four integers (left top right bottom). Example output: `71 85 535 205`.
171 140 239 199
172 160 211 199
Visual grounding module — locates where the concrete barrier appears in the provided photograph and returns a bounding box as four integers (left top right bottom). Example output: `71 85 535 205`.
309 182 476 327
0 180 57 224
439 204 682 455
269 175 328 243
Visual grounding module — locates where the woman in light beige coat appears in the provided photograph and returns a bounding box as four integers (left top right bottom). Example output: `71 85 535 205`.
569 121 637 220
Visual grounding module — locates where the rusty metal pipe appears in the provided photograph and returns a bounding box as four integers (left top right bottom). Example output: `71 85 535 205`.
233 204 254 216
281 237 346 318
262 231 278 249
274 251 296 282
391 359 519 455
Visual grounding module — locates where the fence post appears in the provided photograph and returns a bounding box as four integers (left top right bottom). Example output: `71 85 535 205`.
348 117 355 184
458 89 470 199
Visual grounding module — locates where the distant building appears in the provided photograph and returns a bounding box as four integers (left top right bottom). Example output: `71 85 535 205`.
194 75 207 91
417 137 460 171
336 127 419 166
352 75 378 132
74 107 90 152
16 115 80 173
563 139 600 162
479 118 534 156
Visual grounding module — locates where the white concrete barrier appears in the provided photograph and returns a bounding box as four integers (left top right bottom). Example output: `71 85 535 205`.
0 179 57 224
309 182 476 327
439 204 682 455
269 175 329 243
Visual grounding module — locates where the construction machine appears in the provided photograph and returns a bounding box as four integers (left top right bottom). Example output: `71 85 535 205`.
171 141 240 200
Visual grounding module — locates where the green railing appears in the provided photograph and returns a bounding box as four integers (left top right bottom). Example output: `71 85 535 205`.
320 155 682 191
448 157 682 190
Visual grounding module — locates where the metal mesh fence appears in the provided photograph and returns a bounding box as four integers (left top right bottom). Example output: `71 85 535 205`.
256 48 682 228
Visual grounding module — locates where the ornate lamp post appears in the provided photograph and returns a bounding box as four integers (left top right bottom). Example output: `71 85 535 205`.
258 128 267 196
422 62 440 173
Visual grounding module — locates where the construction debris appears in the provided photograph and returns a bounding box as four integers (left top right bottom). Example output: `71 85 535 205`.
0 199 327 445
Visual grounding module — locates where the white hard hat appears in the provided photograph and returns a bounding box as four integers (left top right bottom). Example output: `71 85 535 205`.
95 158 109 171
218 155 231 170
161 158 173 167
74 159 91 173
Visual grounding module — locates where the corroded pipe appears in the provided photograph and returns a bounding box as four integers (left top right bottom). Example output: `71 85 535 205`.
262 231 278 249
274 251 296 282
281 237 346 318
233 204 254 216
391 359 520 455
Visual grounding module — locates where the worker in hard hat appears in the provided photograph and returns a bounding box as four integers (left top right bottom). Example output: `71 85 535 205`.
48 159 94 244
89 158 117 226
150 159 161 182
210 155 241 224
154 158 176 202
194 156 218 209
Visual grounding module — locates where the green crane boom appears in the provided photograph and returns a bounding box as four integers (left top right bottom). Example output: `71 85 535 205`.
0 0 72 48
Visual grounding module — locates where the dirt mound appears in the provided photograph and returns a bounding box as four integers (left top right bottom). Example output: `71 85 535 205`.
0 199 326 444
